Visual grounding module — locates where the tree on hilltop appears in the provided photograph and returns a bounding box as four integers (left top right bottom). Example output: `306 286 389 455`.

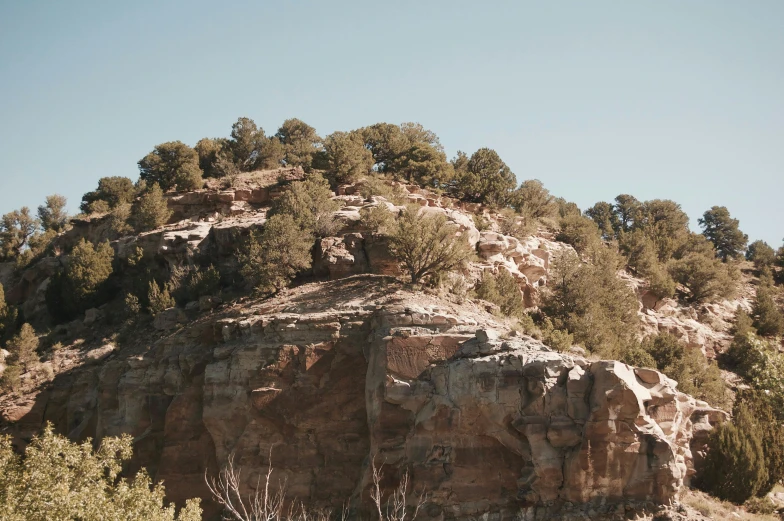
138 141 203 191
699 205 748 261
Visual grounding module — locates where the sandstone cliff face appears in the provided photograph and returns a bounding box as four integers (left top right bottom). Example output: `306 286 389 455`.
1 276 725 520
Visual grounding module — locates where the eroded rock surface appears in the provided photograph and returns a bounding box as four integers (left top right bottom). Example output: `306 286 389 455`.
1 276 725 520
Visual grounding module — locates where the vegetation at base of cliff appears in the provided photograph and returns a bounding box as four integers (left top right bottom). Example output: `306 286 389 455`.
0 423 202 521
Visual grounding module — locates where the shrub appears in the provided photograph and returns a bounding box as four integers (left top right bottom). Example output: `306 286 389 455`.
619 230 676 299
744 496 777 515
555 214 601 253
746 240 776 270
735 390 784 493
475 269 524 318
668 252 737 303
138 141 203 191
388 208 474 284
124 293 141 318
698 403 767 504
498 208 536 239
638 333 728 407
0 284 18 343
270 174 341 237
620 343 656 369
751 271 784 337
147 280 175 316
0 423 202 520
472 213 491 232
239 215 314 294
6 323 39 368
507 180 557 221
1 364 21 391
108 203 133 238
169 265 221 305
541 248 640 359
45 240 114 322
132 183 172 232
360 204 394 234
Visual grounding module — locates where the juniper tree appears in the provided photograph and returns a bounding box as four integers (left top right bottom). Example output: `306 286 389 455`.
388 208 474 284
699 205 748 261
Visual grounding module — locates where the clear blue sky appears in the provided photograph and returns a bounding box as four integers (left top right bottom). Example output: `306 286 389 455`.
1 1 782 246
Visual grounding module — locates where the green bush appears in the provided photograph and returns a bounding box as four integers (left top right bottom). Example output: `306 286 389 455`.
0 284 18 344
498 208 536 239
746 240 776 270
668 252 737 304
698 403 768 504
388 208 474 284
132 183 172 232
45 240 115 322
147 280 175 316
735 390 784 493
541 248 640 359
360 204 394 234
474 269 524 318
751 271 784 337
555 214 601 253
1 364 21 392
239 215 314 294
0 423 202 520
270 174 341 237
637 333 728 408
169 265 221 306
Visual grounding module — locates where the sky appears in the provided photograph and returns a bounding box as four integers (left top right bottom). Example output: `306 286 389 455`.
1 0 782 246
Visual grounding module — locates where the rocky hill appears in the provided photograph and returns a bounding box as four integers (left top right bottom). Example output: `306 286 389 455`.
0 170 770 520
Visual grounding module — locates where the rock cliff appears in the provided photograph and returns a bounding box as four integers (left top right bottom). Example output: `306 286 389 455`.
1 275 726 520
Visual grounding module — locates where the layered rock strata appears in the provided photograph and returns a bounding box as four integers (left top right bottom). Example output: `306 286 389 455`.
1 277 725 520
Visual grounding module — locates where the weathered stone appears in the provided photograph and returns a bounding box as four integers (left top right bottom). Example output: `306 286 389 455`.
153 307 188 330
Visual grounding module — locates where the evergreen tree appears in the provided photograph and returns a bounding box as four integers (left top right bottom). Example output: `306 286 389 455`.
453 147 516 205
276 118 322 169
746 240 776 270
138 141 203 191
239 215 314 294
584 201 617 239
323 131 374 184
751 270 784 337
132 183 172 232
269 174 340 237
37 194 69 232
698 402 768 503
699 205 748 260
0 207 39 260
79 176 137 213
147 280 175 316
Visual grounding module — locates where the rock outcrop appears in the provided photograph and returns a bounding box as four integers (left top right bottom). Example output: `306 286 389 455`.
1 276 725 520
